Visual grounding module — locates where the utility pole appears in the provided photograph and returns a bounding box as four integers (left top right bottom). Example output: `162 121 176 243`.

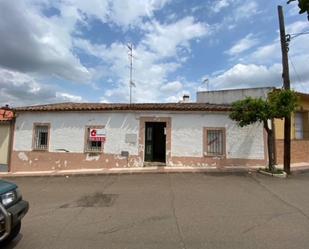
127 43 134 104
278 5 291 174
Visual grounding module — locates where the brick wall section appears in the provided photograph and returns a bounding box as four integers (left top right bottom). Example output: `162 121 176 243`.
276 140 309 164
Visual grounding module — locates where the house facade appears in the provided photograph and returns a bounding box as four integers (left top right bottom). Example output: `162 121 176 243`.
274 92 309 164
197 87 309 165
0 108 14 172
10 103 267 172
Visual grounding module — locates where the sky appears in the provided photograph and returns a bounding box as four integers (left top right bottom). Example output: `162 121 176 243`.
0 0 308 107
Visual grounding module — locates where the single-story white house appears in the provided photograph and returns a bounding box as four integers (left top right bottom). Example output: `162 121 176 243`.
9 102 267 172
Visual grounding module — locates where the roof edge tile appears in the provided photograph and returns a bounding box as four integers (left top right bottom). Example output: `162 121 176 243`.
13 102 232 112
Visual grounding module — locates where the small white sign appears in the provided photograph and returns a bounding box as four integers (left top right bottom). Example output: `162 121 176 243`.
125 133 137 144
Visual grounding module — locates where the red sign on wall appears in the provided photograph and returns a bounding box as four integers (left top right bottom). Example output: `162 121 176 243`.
89 128 106 142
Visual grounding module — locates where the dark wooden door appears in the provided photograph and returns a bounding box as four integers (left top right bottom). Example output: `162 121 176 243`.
144 122 166 163
145 124 153 162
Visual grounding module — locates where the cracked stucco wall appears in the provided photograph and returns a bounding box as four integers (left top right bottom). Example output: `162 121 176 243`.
13 111 265 161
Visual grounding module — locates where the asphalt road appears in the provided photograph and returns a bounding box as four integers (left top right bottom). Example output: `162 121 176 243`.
3 172 309 249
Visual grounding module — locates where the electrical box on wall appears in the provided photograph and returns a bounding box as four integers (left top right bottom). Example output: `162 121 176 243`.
121 151 129 158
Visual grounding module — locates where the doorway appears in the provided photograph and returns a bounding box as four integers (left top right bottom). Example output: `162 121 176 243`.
144 122 166 163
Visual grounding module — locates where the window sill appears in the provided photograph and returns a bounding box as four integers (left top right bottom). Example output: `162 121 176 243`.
84 151 103 154
32 149 48 152
203 154 226 158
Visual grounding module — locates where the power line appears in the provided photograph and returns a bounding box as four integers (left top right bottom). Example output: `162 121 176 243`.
289 55 302 83
288 55 308 93
286 31 309 41
290 31 309 36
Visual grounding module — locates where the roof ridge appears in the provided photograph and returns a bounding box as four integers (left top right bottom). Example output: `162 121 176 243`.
13 102 231 112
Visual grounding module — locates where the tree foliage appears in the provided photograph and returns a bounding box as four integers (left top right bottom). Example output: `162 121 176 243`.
287 0 309 21
230 89 298 126
268 89 298 118
229 97 269 127
229 89 298 172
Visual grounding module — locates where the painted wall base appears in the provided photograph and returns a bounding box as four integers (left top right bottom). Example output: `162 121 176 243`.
276 139 309 164
10 151 267 172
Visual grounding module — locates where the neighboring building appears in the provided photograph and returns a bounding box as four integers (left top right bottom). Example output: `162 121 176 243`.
196 87 274 104
274 92 309 164
197 87 309 165
9 102 267 172
0 108 14 172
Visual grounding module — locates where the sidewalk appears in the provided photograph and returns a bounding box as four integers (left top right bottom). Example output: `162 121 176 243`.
0 163 309 177
0 165 261 177
277 162 309 175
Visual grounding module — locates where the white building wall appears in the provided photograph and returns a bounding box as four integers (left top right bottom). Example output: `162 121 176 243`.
171 113 264 159
0 124 10 164
196 87 273 104
14 112 140 155
14 111 265 160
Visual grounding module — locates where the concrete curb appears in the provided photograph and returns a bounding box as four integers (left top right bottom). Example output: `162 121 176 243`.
258 169 287 178
290 166 309 175
1 165 309 178
0 166 261 178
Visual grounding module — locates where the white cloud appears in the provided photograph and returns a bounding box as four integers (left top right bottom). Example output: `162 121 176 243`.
0 68 83 107
226 33 259 56
248 42 280 64
209 54 309 93
233 1 259 20
287 2 303 17
215 19 309 94
239 20 309 65
108 0 171 27
59 0 110 23
0 0 90 83
75 16 209 102
288 54 309 92
165 90 191 102
160 81 183 93
211 0 233 13
0 0 173 88
209 20 309 92
51 0 171 29
56 93 83 102
209 63 282 89
286 21 309 34
142 16 208 58
211 0 260 33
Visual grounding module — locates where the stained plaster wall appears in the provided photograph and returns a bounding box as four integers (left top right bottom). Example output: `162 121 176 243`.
14 112 139 155
11 111 265 171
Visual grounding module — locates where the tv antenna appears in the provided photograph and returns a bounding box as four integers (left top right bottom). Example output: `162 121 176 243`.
203 78 209 91
127 43 136 104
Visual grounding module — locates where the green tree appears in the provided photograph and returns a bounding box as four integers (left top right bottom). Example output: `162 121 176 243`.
229 89 298 172
287 0 309 21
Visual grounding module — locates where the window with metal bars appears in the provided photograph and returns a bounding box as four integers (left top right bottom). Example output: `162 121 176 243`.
85 127 103 153
206 129 224 156
33 125 49 150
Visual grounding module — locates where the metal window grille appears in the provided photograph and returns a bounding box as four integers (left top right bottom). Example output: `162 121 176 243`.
295 112 304 139
207 129 223 155
86 128 102 152
34 125 48 150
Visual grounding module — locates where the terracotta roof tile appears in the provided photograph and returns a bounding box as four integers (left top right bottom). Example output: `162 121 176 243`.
0 109 14 121
14 102 232 112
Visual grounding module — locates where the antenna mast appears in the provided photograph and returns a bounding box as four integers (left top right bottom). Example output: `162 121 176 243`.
203 78 209 91
127 43 134 104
